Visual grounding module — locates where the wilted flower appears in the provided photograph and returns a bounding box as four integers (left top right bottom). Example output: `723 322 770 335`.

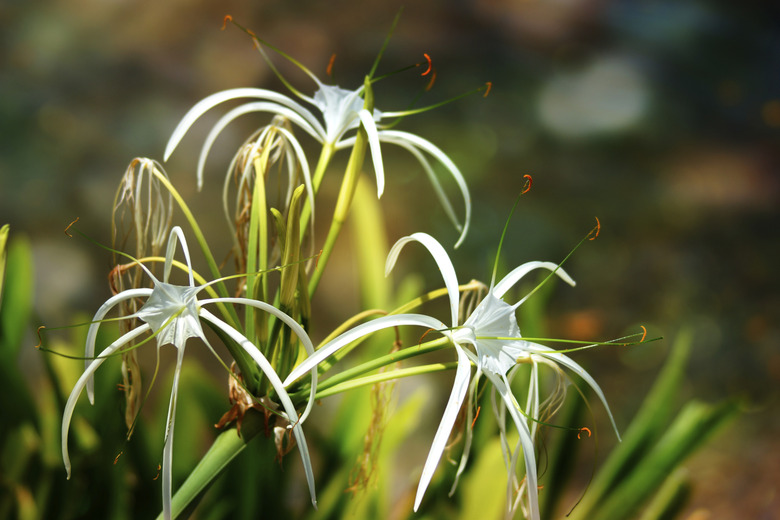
62 226 319 520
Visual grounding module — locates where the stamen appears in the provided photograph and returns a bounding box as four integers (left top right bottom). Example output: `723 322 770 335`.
222 15 232 31
326 53 337 77
314 249 323 270
420 53 432 76
522 174 533 194
483 81 492 98
64 217 79 238
577 427 592 439
425 69 437 91
113 451 123 465
418 328 437 346
640 325 647 343
153 464 161 480
470 405 481 429
589 216 601 241
34 326 45 349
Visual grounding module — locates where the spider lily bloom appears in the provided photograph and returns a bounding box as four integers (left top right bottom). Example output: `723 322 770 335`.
284 232 618 519
62 227 319 520
163 39 472 246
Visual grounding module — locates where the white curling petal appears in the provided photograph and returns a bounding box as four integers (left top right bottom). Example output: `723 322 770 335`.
164 88 323 161
386 233 460 326
414 347 471 511
493 261 576 301
84 288 152 403
525 343 621 440
358 109 385 198
200 297 318 423
199 309 318 508
377 129 471 248
161 345 186 520
483 370 540 520
284 313 446 386
196 102 322 190
62 324 151 479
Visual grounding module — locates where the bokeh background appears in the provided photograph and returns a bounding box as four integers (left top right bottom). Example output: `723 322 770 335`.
2 0 778 518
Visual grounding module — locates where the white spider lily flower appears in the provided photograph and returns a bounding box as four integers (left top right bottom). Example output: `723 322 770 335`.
163 65 471 247
63 227 319 520
284 232 618 519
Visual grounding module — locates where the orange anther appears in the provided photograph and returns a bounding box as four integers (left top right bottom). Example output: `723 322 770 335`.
113 451 123 465
589 216 600 241
640 325 647 343
471 405 481 429
577 427 591 439
425 69 437 91
34 326 45 349
314 249 324 270
326 53 337 77
64 217 79 238
483 81 492 98
421 53 432 76
153 464 161 480
222 15 233 31
522 174 533 194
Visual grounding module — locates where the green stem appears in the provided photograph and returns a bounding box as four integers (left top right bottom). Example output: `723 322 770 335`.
314 362 458 399
308 77 374 297
299 143 335 241
290 336 449 401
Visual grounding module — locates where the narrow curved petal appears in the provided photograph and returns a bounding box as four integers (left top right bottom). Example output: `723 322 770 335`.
275 125 316 234
482 370 541 520
164 88 323 162
196 102 323 191
383 137 463 237
283 313 447 386
414 346 471 511
162 345 186 520
377 129 471 248
492 261 576 302
200 297 318 423
84 288 152 403
448 366 482 496
198 309 318 508
385 233 460 327
163 227 194 286
63 324 151 478
526 344 621 440
358 109 385 198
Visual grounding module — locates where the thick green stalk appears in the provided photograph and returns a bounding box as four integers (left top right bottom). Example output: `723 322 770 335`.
308 77 374 297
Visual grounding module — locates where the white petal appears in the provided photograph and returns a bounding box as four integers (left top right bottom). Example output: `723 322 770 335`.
200 297 317 423
162 345 186 520
377 130 471 248
483 371 541 520
526 344 621 441
164 88 322 162
283 313 447 386
163 227 194 287
195 102 323 191
385 233 460 327
493 261 576 301
358 109 385 198
84 288 152 403
199 310 318 508
63 324 151 479
414 347 471 511
448 367 482 496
